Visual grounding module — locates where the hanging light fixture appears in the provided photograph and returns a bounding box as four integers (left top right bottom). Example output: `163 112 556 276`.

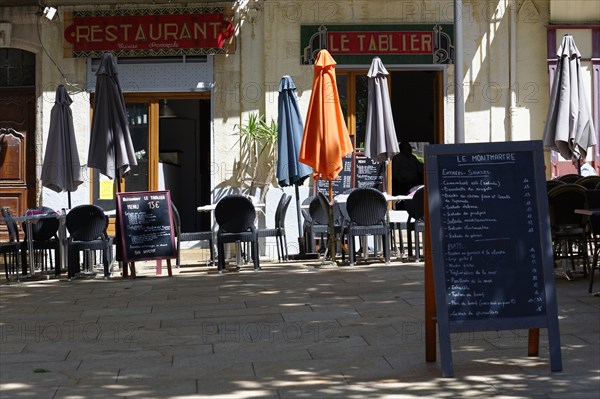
236 0 263 38
159 100 178 118
38 1 58 21
42 6 58 21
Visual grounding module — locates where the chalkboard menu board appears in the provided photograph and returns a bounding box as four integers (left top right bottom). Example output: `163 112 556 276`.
425 140 561 377
354 155 385 190
315 154 353 197
116 190 176 262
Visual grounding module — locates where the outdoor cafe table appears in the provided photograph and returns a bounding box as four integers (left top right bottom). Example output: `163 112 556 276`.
0 211 67 280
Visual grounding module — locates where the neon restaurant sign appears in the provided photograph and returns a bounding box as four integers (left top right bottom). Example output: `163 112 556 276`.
301 24 454 65
63 7 235 57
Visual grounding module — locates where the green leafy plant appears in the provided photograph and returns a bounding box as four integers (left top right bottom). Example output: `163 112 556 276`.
233 113 278 203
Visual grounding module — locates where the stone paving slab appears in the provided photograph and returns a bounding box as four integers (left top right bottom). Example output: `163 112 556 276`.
0 260 598 398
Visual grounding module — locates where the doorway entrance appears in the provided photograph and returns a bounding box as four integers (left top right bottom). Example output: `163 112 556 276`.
336 69 443 149
90 94 212 233
0 49 36 224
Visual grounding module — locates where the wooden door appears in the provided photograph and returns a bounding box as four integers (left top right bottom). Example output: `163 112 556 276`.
0 87 36 220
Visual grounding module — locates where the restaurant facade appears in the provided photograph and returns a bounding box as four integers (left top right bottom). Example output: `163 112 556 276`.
0 0 598 237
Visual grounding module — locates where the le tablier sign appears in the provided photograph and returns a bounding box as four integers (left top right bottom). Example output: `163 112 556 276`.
301 24 454 65
63 8 235 58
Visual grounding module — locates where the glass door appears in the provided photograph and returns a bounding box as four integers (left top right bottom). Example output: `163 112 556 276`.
91 101 152 212
124 102 149 192
336 71 369 150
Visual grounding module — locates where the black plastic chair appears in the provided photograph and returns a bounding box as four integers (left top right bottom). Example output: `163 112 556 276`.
304 192 345 255
20 207 61 276
587 212 600 293
575 175 600 189
301 196 315 250
215 195 260 273
404 185 426 261
585 189 600 292
546 179 566 192
171 203 214 266
343 188 390 266
388 206 408 256
305 194 329 253
257 193 292 261
547 184 589 278
1 208 21 280
556 174 581 184
66 204 113 280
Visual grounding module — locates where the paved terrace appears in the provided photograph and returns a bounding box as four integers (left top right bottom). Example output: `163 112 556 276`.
0 255 599 399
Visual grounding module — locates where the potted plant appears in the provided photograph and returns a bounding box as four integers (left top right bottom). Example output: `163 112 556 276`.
233 113 278 203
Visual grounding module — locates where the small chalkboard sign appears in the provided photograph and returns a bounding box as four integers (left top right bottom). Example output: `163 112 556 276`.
315 154 353 197
116 190 176 263
425 140 562 377
354 154 385 191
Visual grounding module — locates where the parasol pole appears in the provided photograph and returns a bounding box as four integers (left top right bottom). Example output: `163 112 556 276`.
294 183 306 254
327 179 336 263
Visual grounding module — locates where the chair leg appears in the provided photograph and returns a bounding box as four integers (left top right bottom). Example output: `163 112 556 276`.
252 240 260 271
282 233 289 261
217 242 226 273
3 253 9 280
54 247 61 276
589 247 598 293
383 233 390 264
275 235 281 262
102 248 110 278
67 248 76 280
582 239 589 277
208 239 215 265
406 222 414 257
348 233 356 266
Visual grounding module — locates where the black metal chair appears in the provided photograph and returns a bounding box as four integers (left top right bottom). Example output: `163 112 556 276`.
404 185 426 261
388 206 408 256
575 175 600 189
546 179 566 192
66 204 113 280
171 203 214 266
304 192 345 255
343 188 390 266
585 189 600 292
547 184 589 278
20 207 61 276
215 195 260 273
257 193 292 261
556 174 581 184
301 196 315 250
1 208 21 280
305 194 329 253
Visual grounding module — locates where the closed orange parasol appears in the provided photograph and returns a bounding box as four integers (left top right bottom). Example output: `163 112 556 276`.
299 50 353 262
299 49 353 197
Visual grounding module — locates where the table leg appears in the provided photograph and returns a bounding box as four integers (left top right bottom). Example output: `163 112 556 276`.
58 219 67 276
24 220 35 278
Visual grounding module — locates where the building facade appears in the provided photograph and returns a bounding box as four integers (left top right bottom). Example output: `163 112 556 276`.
1 1 598 242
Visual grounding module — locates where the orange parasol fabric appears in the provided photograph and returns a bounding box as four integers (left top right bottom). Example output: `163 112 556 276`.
299 50 353 182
